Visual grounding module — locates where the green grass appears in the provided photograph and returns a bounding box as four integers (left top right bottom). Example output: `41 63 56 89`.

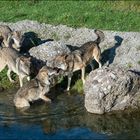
0 68 19 89
0 0 139 31
71 79 83 93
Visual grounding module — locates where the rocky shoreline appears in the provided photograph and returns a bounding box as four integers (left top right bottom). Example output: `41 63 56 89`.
0 20 140 114
0 20 139 69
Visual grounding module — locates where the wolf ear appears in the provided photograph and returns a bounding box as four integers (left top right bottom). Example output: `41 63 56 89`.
64 54 69 59
7 33 12 42
18 56 25 64
27 56 31 61
12 31 21 37
19 56 31 64
64 54 72 61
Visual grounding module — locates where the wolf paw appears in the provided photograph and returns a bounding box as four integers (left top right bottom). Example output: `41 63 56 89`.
10 79 15 83
46 98 52 103
41 95 52 103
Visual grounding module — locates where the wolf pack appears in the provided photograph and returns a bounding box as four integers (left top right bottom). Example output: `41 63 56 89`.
0 25 105 109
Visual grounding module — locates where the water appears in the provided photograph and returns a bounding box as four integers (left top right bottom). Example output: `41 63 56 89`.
0 89 140 139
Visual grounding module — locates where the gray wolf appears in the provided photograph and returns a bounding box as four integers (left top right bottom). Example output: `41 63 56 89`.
0 25 24 51
47 29 105 91
0 47 31 87
14 66 59 108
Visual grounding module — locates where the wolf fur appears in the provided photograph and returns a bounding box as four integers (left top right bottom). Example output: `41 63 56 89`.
47 29 105 91
14 66 59 108
0 25 24 51
0 47 31 87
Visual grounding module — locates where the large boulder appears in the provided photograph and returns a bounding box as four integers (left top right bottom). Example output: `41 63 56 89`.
29 41 70 62
84 66 140 114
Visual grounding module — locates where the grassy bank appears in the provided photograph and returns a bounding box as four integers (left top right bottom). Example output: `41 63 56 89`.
0 68 19 90
0 0 139 31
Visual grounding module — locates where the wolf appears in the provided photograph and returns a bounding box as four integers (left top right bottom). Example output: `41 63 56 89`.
0 47 31 87
47 29 105 91
14 66 59 108
0 25 24 51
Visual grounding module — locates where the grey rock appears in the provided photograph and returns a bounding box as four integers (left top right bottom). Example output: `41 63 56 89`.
29 41 70 62
84 66 140 114
101 31 140 70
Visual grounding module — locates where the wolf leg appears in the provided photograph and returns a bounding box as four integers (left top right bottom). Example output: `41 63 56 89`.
98 61 102 68
27 76 30 81
40 95 51 103
81 67 85 84
94 57 102 68
19 75 24 87
7 69 15 83
14 97 30 108
67 73 73 91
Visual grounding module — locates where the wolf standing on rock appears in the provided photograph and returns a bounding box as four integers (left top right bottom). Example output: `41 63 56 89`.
47 29 105 91
0 25 24 51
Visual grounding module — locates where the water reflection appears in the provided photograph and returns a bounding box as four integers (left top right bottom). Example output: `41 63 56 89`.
0 89 140 139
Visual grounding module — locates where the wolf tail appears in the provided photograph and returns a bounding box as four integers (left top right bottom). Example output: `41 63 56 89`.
94 29 105 45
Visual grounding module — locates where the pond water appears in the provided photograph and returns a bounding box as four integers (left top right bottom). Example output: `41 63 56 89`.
0 88 140 139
